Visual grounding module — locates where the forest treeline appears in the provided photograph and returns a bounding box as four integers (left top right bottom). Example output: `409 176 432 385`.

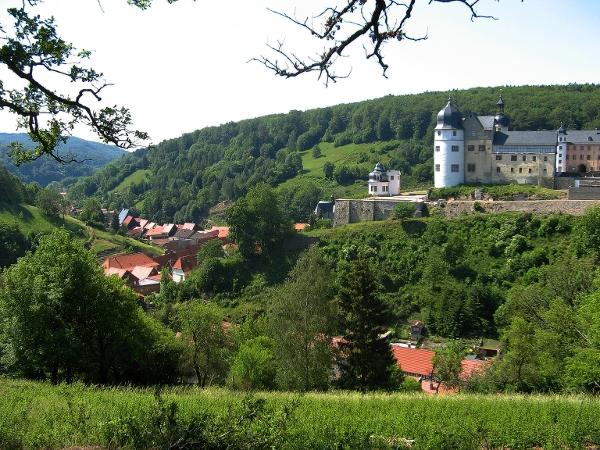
68 84 600 223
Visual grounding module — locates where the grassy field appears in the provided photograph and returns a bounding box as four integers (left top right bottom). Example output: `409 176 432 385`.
0 377 598 449
278 141 403 199
110 168 149 193
0 203 162 258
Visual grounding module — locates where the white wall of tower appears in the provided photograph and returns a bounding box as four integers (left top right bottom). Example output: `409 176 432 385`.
434 128 465 188
556 133 566 173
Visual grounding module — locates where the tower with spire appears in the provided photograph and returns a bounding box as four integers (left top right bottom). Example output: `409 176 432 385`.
433 96 465 188
494 93 510 132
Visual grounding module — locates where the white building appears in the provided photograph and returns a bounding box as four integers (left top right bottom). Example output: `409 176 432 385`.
367 162 401 196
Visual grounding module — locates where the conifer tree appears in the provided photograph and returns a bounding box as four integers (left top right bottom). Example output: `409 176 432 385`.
337 247 398 390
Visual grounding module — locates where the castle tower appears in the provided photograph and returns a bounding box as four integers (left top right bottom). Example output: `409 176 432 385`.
494 94 510 132
434 97 464 188
556 122 567 173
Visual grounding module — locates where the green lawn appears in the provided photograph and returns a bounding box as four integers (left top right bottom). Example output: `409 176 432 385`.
110 168 149 193
0 377 598 449
0 203 162 257
278 141 403 199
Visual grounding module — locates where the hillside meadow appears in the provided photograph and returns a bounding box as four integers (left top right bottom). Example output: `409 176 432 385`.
0 377 598 449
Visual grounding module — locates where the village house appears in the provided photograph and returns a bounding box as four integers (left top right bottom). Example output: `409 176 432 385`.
391 344 489 393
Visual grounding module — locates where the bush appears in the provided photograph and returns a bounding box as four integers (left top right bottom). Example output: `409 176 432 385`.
394 202 416 219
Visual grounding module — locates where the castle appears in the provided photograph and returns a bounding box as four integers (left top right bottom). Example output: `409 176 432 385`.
433 96 600 188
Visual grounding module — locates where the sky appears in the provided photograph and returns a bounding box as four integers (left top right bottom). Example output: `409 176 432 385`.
1 0 600 146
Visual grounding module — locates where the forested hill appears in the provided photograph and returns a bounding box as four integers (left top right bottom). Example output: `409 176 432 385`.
1 133 125 187
69 84 600 223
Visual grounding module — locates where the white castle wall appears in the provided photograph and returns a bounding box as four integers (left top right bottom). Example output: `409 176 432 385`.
434 128 465 188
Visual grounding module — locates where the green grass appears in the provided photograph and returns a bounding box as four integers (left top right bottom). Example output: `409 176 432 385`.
0 202 162 257
110 168 148 193
0 377 598 449
278 141 402 199
429 184 565 201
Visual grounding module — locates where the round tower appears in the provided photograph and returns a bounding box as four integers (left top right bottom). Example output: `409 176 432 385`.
556 122 567 173
434 96 464 188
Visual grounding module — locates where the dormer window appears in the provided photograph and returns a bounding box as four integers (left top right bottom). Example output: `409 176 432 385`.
452 131 457 136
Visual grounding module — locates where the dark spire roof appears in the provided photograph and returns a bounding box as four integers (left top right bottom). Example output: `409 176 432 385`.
494 93 510 128
435 97 463 129
558 122 567 134
369 161 388 181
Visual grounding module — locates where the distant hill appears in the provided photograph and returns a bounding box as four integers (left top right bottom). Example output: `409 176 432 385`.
0 133 126 186
69 84 600 223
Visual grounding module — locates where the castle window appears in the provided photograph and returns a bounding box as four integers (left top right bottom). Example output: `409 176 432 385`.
528 168 532 173
467 163 476 172
435 164 440 172
496 167 501 173
588 155 591 160
522 155 526 162
372 186 378 192
544 156 548 161
510 167 514 173
519 167 523 173
390 176 394 180
566 155 569 160
580 146 584 151
533 155 537 162
451 145 459 152
451 164 459 173
495 155 502 160
453 131 457 136
479 145 486 152
437 131 441 136
511 155 517 161
435 146 440 152
468 145 475 151
580 155 584 160
544 168 548 173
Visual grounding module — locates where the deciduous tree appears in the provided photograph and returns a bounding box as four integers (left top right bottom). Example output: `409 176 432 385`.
270 246 336 391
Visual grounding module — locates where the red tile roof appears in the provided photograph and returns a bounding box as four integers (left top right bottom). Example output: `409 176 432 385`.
123 215 134 226
173 255 197 273
103 252 158 271
391 346 435 377
181 222 196 230
209 226 229 239
145 226 166 237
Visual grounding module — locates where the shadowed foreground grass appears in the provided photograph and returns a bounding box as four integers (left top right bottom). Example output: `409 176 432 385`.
0 377 599 449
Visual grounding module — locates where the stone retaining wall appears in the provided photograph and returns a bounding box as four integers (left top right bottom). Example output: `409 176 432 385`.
437 199 600 218
334 199 418 226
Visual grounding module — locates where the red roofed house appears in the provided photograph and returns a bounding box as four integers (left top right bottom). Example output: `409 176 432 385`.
181 222 196 231
172 255 197 283
123 215 138 229
145 226 168 240
103 252 158 271
209 226 229 241
391 344 489 394
294 223 309 232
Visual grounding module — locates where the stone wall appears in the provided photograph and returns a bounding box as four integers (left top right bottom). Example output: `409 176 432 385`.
334 199 419 226
568 186 600 200
437 199 600 218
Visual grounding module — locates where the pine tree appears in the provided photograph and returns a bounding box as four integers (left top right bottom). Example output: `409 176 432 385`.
337 247 397 390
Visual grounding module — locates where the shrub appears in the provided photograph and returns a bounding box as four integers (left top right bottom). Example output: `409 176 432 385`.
394 202 416 219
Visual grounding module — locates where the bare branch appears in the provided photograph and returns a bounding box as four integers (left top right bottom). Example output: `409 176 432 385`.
255 0 518 85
